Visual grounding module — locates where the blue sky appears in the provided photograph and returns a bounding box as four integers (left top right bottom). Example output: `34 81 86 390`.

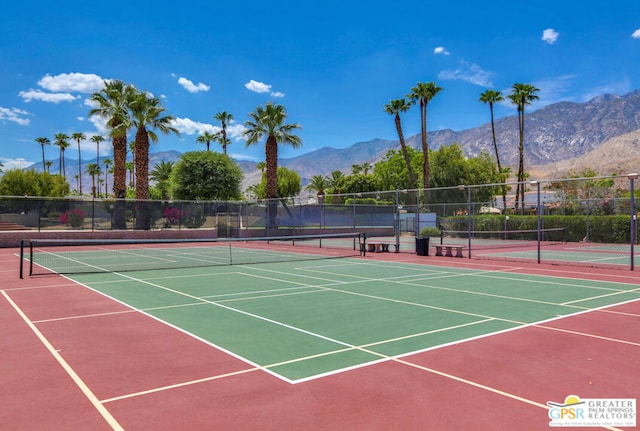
2 0 640 171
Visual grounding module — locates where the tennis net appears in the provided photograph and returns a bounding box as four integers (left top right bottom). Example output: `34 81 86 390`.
23 232 364 276
440 227 567 249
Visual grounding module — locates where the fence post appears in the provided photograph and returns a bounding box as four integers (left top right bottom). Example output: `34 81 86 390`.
19 239 23 279
467 186 472 258
629 173 638 270
532 180 541 264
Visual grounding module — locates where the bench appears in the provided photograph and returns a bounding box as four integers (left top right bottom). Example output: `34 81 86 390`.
433 244 464 258
367 242 390 253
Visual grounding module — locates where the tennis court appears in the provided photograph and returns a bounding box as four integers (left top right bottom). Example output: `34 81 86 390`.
3 237 639 430
369 229 640 270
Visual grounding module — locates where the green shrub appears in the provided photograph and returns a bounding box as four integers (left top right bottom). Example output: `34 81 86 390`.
419 226 441 238
181 205 206 229
440 214 633 243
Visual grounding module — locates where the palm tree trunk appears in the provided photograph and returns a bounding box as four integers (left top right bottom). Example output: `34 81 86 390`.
96 142 100 197
395 114 416 189
517 109 525 213
265 135 278 230
134 127 151 230
77 143 82 194
420 101 431 212
222 129 227 155
489 105 507 212
111 134 128 229
420 102 429 190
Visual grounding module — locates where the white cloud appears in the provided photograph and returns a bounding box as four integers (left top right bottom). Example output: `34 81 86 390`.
171 117 218 135
0 106 30 125
38 73 106 93
0 157 34 170
226 122 247 140
88 115 109 136
79 134 110 156
632 29 640 39
270 91 286 98
245 80 272 93
177 77 210 93
19 89 79 103
438 60 493 87
542 28 559 44
170 117 247 141
84 98 99 109
434 46 450 55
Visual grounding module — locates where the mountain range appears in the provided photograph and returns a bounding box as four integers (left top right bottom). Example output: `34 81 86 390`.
277 89 640 179
31 89 640 190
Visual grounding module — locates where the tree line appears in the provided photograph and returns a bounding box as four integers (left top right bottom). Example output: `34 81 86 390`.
384 81 539 212
14 78 542 226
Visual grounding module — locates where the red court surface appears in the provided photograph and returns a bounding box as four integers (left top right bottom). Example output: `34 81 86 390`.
2 246 638 430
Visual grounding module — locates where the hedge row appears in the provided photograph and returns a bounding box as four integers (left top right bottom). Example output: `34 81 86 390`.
441 215 635 244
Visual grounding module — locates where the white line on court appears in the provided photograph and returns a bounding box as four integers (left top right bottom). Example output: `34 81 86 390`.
1 290 125 431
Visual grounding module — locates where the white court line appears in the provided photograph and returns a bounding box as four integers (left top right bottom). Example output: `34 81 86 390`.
1 290 124 431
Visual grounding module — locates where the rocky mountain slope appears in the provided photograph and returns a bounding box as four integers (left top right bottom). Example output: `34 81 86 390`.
277 89 640 179
529 129 640 179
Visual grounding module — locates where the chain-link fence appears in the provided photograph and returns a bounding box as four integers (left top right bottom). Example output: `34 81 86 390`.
1 175 637 246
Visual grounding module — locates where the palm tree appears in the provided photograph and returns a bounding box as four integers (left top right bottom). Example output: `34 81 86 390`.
217 135 232 155
129 91 178 229
306 174 328 203
244 103 302 229
479 89 506 211
508 83 540 212
44 161 53 173
256 161 266 173
89 80 136 199
384 98 416 189
407 82 443 191
195 131 218 151
150 160 174 200
328 170 345 195
85 162 101 198
214 111 233 155
89 80 136 228
71 132 86 194
90 135 105 192
361 161 372 175
53 133 70 179
244 103 302 200
351 164 363 175
128 140 136 189
102 158 113 197
126 161 135 188
35 137 50 170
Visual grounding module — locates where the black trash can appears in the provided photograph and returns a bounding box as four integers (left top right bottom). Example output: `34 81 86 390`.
415 237 429 256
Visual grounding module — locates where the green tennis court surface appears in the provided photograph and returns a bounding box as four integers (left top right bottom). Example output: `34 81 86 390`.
62 256 640 383
482 246 640 266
